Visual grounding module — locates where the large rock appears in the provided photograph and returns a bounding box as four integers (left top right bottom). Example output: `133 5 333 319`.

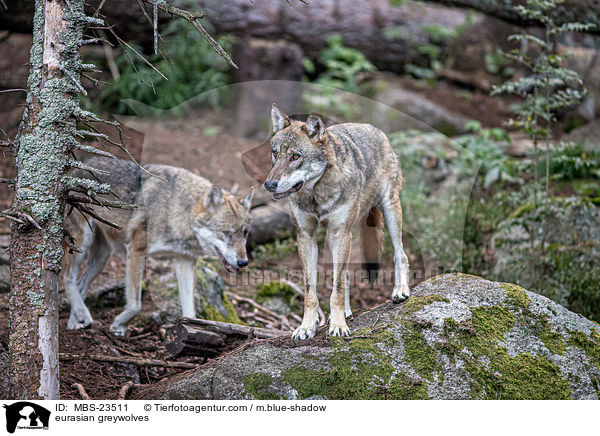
134 274 600 400
367 73 470 136
563 118 600 148
492 197 600 315
557 44 600 121
231 38 304 138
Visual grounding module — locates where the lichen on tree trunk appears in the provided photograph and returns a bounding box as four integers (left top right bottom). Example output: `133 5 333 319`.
9 0 91 400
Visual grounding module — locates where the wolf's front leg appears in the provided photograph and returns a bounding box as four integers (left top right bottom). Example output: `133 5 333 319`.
328 227 353 337
110 233 147 336
174 258 196 318
291 211 320 340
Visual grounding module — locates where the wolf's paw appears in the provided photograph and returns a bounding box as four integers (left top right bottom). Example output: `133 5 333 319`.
292 323 317 341
328 322 350 337
67 311 93 330
109 323 128 337
392 285 410 304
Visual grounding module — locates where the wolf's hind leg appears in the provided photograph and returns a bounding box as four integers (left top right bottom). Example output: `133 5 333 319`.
66 224 95 330
110 230 147 336
381 187 410 303
76 228 111 298
174 258 196 318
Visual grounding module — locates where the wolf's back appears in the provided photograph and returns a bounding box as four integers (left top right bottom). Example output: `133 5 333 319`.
75 157 143 206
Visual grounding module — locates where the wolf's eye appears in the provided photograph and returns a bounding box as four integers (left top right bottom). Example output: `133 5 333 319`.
291 153 300 161
272 150 278 158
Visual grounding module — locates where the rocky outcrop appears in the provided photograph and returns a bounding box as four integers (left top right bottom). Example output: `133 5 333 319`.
492 197 600 317
134 274 600 400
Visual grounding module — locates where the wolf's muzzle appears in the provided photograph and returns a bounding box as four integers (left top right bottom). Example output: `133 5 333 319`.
264 180 278 192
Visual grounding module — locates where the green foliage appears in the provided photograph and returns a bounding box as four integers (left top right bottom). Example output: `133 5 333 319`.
547 142 600 181
300 34 376 118
492 0 595 192
484 49 515 77
97 20 232 115
256 281 299 308
250 237 297 264
399 15 473 85
311 34 375 93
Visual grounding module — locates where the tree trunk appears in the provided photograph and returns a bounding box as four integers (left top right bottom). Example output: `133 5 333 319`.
425 0 600 29
164 317 285 358
0 0 467 72
9 0 88 400
2 0 599 72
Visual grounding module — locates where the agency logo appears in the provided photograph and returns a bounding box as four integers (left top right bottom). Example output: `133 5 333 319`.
2 402 50 434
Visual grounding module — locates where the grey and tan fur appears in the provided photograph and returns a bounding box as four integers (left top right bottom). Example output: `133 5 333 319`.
265 104 410 339
64 157 253 336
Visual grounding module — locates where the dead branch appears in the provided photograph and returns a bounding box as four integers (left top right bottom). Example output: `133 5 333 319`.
141 0 237 69
106 27 168 80
0 178 15 184
67 192 136 210
225 291 284 322
58 65 87 95
73 203 122 230
165 317 286 357
0 89 26 94
0 211 24 225
117 381 134 400
59 352 199 369
72 383 91 400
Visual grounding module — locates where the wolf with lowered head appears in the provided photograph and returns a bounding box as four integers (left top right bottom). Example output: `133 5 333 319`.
264 104 410 339
65 157 254 336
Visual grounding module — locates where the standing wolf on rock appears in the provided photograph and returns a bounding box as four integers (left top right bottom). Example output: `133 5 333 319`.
64 157 254 336
264 104 410 339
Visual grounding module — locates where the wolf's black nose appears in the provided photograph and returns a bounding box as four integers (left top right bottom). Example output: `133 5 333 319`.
237 259 248 267
264 180 278 192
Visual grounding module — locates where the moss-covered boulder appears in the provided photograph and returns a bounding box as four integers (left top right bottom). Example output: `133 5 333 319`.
135 274 600 400
492 197 600 322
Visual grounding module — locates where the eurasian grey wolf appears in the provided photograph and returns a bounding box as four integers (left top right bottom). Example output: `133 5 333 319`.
64 157 254 336
264 104 410 339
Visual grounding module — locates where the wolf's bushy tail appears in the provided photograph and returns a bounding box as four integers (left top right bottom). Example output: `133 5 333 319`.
359 207 384 284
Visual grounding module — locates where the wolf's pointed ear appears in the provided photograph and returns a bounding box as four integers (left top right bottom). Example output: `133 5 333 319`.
271 103 290 133
238 186 254 209
304 113 327 142
204 185 224 209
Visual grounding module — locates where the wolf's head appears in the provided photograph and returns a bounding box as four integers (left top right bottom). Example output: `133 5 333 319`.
264 104 329 200
193 186 254 272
